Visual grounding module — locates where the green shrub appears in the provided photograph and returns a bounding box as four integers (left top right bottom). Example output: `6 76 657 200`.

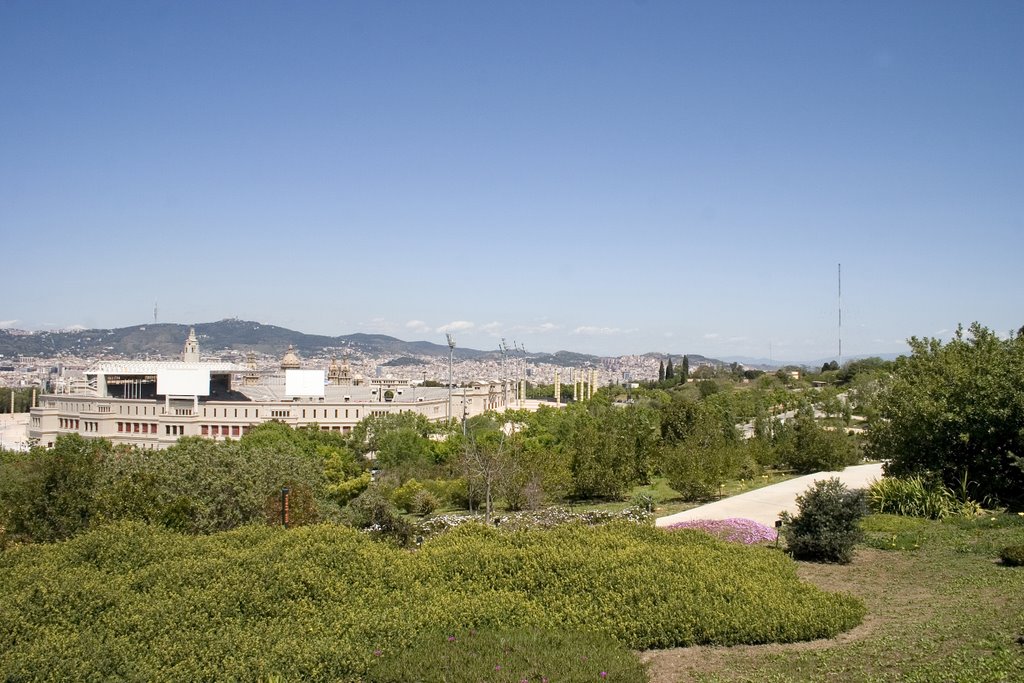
327 472 371 505
412 489 439 516
343 487 414 545
782 478 867 564
1000 544 1024 567
777 413 860 474
0 521 864 680
392 478 425 513
631 492 654 513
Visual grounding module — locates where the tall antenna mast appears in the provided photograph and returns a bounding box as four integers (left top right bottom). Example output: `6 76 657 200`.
154 300 158 324
838 263 842 366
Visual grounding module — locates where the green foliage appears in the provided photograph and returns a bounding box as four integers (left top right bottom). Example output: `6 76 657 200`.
0 425 354 543
342 487 414 545
1000 544 1024 567
781 478 867 564
659 400 751 501
113 435 327 532
868 323 1024 508
867 475 981 520
558 403 634 499
327 471 371 505
0 387 35 414
392 478 426 513
697 379 720 398
631 491 654 513
835 356 892 386
0 434 108 543
411 489 439 516
774 407 860 473
369 628 647 683
0 521 864 681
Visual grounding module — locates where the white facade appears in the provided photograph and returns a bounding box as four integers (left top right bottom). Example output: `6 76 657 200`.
28 334 513 449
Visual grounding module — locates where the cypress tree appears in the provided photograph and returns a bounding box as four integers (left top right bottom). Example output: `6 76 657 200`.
666 357 675 380
682 355 690 380
658 360 665 382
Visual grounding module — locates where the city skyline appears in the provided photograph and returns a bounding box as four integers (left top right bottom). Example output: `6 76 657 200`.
2 2 1022 358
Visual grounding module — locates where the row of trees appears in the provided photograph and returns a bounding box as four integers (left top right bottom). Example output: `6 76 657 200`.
657 355 690 383
0 422 368 544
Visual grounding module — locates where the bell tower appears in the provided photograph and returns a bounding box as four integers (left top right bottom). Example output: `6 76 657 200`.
182 327 200 362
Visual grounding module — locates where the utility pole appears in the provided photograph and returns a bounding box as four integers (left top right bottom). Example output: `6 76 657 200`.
838 263 843 366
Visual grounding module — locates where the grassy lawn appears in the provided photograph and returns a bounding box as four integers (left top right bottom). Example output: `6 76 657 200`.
641 512 1024 682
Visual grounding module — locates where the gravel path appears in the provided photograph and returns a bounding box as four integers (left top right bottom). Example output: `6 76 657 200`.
654 462 884 528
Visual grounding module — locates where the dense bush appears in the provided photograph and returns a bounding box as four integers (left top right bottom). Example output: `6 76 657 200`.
659 400 750 501
0 434 106 543
782 478 868 564
773 408 860 474
1000 544 1024 567
342 487 414 545
411 489 439 516
0 522 864 680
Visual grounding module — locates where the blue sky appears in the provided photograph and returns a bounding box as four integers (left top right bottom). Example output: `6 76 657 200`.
2 1 1022 360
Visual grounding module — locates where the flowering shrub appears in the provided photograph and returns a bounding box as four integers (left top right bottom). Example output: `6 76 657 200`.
666 518 778 544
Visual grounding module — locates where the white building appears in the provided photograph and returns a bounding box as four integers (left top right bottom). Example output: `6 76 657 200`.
29 329 512 449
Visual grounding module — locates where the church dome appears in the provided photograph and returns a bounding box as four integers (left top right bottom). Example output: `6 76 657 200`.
280 345 301 370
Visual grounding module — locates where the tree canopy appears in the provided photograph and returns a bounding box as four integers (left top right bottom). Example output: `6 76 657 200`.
867 323 1024 508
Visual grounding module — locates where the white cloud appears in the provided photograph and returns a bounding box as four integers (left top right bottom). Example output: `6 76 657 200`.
405 320 431 333
480 321 503 335
437 320 475 333
513 322 559 334
703 333 720 340
0 319 19 328
572 326 636 336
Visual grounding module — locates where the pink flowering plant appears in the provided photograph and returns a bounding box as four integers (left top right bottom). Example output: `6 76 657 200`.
667 517 778 544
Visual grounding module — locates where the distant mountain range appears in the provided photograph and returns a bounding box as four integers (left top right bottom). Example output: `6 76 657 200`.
0 319 619 364
0 319 902 368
